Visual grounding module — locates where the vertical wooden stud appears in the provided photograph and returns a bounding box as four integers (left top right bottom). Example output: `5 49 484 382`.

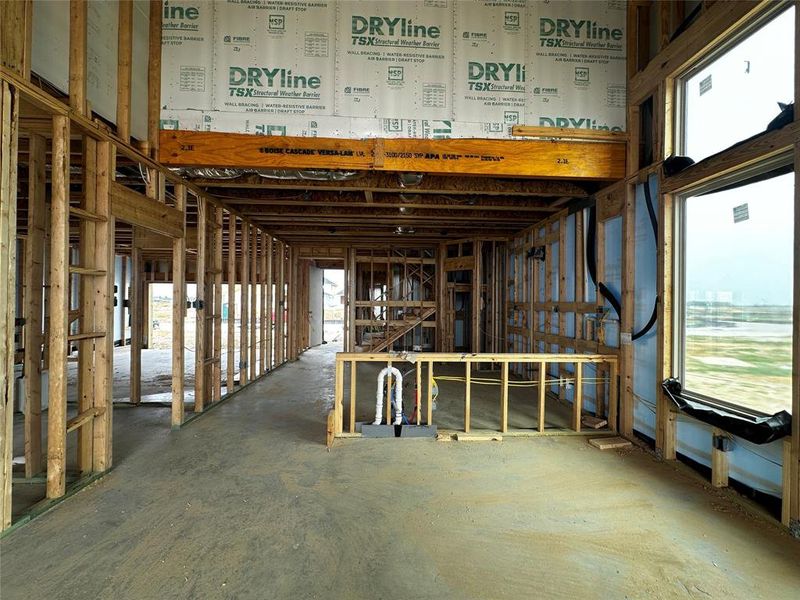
116 0 133 142
711 428 729 488
349 360 356 433
538 360 546 432
93 141 114 471
574 362 583 432
47 114 70 499
500 361 508 433
147 0 162 156
213 206 223 402
130 230 142 405
0 82 20 526
464 361 471 433
249 225 257 378
240 222 249 383
23 133 46 477
227 215 236 390
172 184 187 427
69 0 87 114
194 197 207 411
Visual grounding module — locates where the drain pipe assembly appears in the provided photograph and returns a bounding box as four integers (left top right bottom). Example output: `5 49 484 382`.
374 367 403 425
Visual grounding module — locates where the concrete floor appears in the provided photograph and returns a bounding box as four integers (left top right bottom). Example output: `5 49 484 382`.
2 344 800 599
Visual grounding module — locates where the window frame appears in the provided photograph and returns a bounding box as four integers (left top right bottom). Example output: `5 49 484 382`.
673 0 794 158
673 153 795 417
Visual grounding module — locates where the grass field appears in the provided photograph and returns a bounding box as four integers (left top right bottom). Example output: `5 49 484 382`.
684 304 792 415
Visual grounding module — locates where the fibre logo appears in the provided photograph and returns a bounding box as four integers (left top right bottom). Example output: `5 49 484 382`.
351 16 441 46
228 67 322 97
467 62 525 91
539 18 623 47
539 116 623 132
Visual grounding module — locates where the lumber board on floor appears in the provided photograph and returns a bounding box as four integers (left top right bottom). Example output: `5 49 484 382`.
588 437 632 451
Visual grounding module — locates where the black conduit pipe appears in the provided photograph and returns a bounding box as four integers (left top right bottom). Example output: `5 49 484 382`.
586 180 659 341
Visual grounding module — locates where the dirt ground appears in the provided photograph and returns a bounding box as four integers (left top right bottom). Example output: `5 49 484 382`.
2 344 800 599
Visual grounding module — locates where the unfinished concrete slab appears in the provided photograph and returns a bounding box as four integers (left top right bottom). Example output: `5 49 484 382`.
1 345 798 600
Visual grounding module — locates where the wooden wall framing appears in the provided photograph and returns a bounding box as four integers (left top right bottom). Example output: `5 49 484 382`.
625 0 800 532
0 3 299 532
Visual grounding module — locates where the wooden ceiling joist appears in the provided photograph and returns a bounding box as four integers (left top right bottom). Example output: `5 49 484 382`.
191 170 590 197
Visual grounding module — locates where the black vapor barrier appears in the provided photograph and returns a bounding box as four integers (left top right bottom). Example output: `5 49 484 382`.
662 379 791 445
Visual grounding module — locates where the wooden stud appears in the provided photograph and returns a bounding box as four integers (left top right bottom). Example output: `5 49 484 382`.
427 360 433 426
116 0 133 142
276 241 285 364
415 360 421 426
250 225 258 378
464 361 471 433
538 361 546 432
47 114 70 499
130 230 142 404
574 362 583 432
0 81 20 527
92 140 114 471
171 185 187 427
77 136 97 475
147 0 162 156
349 360 356 434
334 358 344 434
23 133 46 477
260 231 267 375
0 0 33 77
711 428 729 488
782 439 793 526
265 234 273 371
620 184 636 438
385 360 392 425
240 222 250 382
69 0 87 114
609 359 619 434
227 215 236 390
213 206 223 402
194 197 207 411
500 361 508 433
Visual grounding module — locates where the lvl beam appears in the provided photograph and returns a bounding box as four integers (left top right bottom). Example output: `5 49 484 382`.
159 131 625 180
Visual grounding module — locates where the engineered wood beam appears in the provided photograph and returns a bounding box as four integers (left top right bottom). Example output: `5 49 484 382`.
160 131 625 180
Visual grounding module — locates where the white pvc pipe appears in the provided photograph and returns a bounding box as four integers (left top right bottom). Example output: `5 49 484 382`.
374 366 403 425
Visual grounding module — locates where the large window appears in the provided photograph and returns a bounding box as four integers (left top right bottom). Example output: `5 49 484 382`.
677 167 794 415
678 4 795 162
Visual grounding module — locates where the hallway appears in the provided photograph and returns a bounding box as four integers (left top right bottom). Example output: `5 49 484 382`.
2 345 799 599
